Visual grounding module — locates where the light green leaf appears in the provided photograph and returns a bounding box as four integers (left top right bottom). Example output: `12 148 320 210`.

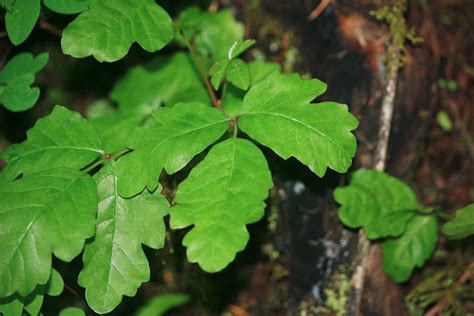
248 60 281 85
79 164 168 314
176 7 243 67
209 60 228 90
111 52 209 113
383 215 438 283
227 58 250 90
223 84 245 117
170 138 273 272
442 203 474 239
228 39 256 59
238 72 358 176
436 110 452 131
59 307 86 316
5 0 40 45
91 113 144 153
334 170 420 239
0 295 23 316
0 52 49 112
0 105 103 182
135 294 189 316
116 102 229 198
45 269 64 297
43 0 89 14
86 99 114 119
61 0 174 62
0 168 97 297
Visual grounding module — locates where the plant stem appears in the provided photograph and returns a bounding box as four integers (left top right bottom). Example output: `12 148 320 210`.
82 148 131 174
175 24 222 111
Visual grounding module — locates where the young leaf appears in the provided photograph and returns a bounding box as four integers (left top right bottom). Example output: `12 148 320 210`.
383 215 438 283
116 103 229 197
0 52 49 111
169 138 273 272
43 0 89 14
59 307 86 316
442 203 474 239
238 72 358 176
227 58 250 90
209 60 228 90
61 0 174 62
0 106 103 182
228 39 256 59
334 170 420 239
0 168 97 297
176 7 243 66
135 294 189 316
79 164 168 314
4 0 40 45
111 52 209 113
91 113 144 153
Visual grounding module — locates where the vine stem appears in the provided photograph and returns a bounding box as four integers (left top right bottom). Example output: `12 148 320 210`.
174 24 222 111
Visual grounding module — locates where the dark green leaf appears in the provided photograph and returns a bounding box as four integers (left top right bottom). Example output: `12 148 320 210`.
170 138 273 272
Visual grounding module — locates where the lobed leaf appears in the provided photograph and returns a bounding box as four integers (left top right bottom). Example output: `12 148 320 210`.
0 168 97 297
4 0 40 45
238 72 358 177
111 52 209 113
0 105 103 182
334 170 420 239
116 103 230 197
170 138 273 272
383 215 438 283
442 203 474 239
61 0 174 62
79 164 168 314
0 52 49 112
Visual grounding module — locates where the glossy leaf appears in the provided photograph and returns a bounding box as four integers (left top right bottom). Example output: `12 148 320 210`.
228 39 256 59
170 138 273 272
111 52 209 113
383 215 438 283
239 72 358 176
227 58 250 90
61 0 174 62
44 0 89 14
334 170 420 239
116 103 229 198
0 105 103 182
5 0 40 45
135 294 189 316
0 52 49 111
79 164 168 314
0 168 97 297
442 203 474 239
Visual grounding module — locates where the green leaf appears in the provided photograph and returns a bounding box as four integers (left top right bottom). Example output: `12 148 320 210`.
334 170 420 239
43 0 89 14
176 7 243 66
4 0 40 45
0 168 97 297
442 203 474 239
59 307 86 316
111 52 209 113
0 295 23 316
116 102 229 198
228 39 256 59
91 113 144 153
45 269 64 297
248 60 281 85
0 105 103 182
0 52 49 111
383 215 438 283
436 110 453 131
135 294 189 316
86 99 115 119
61 0 174 62
227 58 250 90
209 60 228 90
79 164 168 314
238 72 358 176
223 84 245 117
170 138 273 272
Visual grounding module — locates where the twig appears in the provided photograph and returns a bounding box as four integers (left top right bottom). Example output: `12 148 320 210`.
307 0 332 22
38 19 62 37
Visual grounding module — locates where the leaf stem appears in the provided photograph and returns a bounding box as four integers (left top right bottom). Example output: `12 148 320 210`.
174 23 222 111
82 148 131 174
